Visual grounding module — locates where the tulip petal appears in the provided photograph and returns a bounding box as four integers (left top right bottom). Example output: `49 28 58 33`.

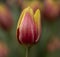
17 7 33 29
34 9 41 42
18 12 35 45
34 9 40 27
34 9 41 31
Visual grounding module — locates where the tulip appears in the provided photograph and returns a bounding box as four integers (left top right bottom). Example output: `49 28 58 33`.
17 7 41 47
0 4 13 31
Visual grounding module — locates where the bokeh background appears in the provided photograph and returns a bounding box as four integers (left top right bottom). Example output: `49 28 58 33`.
0 0 60 57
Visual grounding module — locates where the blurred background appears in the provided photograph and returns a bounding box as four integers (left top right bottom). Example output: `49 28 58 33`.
0 0 60 57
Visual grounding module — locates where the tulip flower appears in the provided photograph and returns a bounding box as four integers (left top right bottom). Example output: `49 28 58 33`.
17 7 41 47
0 4 13 31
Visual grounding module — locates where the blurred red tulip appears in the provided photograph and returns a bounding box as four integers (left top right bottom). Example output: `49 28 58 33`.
0 42 9 57
0 4 13 31
43 0 59 21
17 7 41 47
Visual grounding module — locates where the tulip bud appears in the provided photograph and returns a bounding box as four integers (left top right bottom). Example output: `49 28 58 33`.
0 4 13 31
17 7 41 47
0 42 9 57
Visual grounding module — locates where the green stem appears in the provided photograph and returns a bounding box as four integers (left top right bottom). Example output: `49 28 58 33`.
26 47 30 57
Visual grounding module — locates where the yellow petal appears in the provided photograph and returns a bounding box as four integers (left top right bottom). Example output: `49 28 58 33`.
34 9 41 28
34 9 41 43
17 7 34 29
